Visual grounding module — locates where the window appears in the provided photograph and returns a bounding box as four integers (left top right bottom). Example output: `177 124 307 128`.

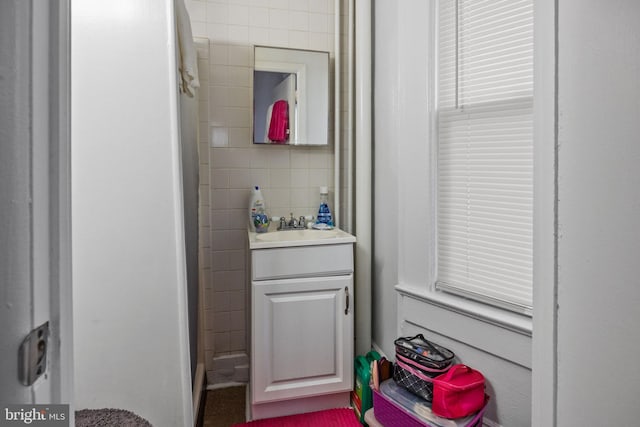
436 0 534 315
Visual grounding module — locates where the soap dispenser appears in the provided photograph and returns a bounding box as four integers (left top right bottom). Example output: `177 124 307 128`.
315 186 334 228
249 186 269 232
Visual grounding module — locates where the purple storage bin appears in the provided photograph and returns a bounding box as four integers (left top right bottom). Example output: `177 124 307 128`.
372 380 485 427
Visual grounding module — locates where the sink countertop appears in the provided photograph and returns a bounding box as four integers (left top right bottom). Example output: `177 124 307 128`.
247 225 356 249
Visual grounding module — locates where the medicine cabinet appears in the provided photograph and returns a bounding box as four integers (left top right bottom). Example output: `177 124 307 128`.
253 46 329 146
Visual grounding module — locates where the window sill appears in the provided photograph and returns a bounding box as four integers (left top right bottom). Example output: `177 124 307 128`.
396 284 532 336
396 284 533 368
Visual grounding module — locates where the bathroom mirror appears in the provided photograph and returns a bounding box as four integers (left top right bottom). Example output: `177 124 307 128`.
253 46 329 146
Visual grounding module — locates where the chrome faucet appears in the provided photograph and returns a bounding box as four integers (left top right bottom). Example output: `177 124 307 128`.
277 213 311 230
287 213 298 228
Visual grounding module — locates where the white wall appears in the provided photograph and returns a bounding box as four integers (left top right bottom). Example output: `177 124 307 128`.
71 1 193 426
374 1 532 425
556 1 640 425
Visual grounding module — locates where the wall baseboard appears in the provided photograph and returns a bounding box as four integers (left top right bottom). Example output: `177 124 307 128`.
206 381 247 390
482 418 502 427
371 341 388 359
208 353 249 385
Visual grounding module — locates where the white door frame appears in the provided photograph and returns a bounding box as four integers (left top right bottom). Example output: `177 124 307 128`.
531 0 558 426
0 0 72 410
47 0 74 408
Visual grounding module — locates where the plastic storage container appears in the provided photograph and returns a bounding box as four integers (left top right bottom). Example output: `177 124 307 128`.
364 408 385 427
372 379 485 427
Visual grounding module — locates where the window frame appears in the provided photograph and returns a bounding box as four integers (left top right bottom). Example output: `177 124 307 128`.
431 0 534 317
388 0 533 346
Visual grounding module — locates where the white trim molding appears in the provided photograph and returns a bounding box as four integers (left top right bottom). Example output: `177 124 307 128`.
396 286 533 426
531 0 558 425
396 286 532 368
354 0 372 356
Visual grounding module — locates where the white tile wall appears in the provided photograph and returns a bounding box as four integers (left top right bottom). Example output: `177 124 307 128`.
188 0 347 384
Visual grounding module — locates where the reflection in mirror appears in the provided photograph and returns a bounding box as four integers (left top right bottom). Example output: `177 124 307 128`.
254 71 297 144
253 46 329 146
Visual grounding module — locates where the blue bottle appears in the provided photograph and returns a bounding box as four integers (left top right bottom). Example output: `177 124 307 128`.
316 186 333 227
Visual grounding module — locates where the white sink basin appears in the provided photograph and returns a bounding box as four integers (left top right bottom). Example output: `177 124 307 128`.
249 227 355 249
256 229 340 242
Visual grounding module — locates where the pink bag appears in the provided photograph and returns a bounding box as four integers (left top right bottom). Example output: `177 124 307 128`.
431 364 485 419
268 99 289 143
393 354 451 402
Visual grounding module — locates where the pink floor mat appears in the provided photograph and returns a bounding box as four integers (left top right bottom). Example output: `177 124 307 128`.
231 408 361 427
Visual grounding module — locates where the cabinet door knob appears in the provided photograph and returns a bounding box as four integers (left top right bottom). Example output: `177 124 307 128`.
345 286 350 315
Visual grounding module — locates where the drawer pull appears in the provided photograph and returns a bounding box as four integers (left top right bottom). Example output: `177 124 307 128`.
345 286 350 315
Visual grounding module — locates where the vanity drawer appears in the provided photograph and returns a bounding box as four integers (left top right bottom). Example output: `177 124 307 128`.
252 243 353 281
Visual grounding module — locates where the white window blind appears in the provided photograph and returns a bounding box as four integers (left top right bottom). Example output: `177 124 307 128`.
436 0 534 314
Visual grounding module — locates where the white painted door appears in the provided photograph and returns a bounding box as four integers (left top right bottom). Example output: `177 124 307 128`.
0 0 72 408
271 74 297 141
252 275 354 404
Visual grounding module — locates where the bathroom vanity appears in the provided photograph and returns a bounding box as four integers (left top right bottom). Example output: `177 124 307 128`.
247 228 356 420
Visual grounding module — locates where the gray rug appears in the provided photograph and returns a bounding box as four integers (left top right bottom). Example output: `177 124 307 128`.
75 409 152 427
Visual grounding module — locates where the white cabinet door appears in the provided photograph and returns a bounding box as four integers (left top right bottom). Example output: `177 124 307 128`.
252 274 354 404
